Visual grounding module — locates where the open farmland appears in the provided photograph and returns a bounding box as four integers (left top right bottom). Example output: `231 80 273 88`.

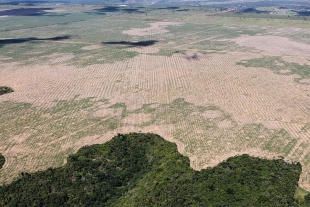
1 4 310 191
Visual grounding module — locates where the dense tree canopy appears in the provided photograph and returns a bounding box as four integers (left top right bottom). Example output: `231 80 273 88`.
0 133 305 206
0 154 4 170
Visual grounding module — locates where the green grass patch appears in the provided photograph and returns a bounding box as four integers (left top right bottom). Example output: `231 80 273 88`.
301 123 310 133
0 97 124 175
263 129 292 153
303 153 310 166
295 187 310 206
283 139 298 156
126 98 297 159
237 56 310 84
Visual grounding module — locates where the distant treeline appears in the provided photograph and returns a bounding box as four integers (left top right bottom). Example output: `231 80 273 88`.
0 133 307 206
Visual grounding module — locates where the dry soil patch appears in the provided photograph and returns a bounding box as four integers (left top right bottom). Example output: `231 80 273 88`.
202 110 222 119
233 35 310 56
1 49 310 189
122 22 182 36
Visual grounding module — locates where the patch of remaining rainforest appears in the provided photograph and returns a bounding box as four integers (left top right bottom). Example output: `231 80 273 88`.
0 133 303 206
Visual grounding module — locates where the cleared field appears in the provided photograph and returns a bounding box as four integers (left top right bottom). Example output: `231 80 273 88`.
1 5 310 190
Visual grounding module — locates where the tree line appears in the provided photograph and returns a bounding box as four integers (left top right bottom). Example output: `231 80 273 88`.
0 133 307 206
0 154 4 170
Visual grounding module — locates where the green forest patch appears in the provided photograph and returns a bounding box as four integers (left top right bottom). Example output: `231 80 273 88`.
0 133 304 206
0 154 4 170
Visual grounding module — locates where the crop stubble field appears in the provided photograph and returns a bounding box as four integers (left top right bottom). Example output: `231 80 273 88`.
1 5 310 189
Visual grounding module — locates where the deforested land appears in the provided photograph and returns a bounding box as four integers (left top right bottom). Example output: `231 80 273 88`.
1 1 310 205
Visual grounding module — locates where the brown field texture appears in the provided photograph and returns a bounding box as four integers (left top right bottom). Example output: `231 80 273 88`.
1 5 310 190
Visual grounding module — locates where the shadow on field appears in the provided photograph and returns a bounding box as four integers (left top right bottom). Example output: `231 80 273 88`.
238 8 269 14
0 86 14 95
184 53 200 61
0 35 72 48
296 11 310 16
96 6 119 13
157 7 179 10
85 6 145 15
0 8 67 17
102 40 157 47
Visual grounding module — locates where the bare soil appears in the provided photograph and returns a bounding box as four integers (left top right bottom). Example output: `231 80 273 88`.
1 17 310 190
233 35 310 56
122 22 182 36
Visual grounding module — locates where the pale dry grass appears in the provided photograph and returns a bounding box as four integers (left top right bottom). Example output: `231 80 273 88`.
300 79 310 84
279 69 291 74
202 110 222 119
281 56 310 65
121 113 151 125
217 120 233 129
47 53 75 64
233 35 310 56
127 46 160 54
94 107 123 118
1 50 310 188
122 22 182 36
